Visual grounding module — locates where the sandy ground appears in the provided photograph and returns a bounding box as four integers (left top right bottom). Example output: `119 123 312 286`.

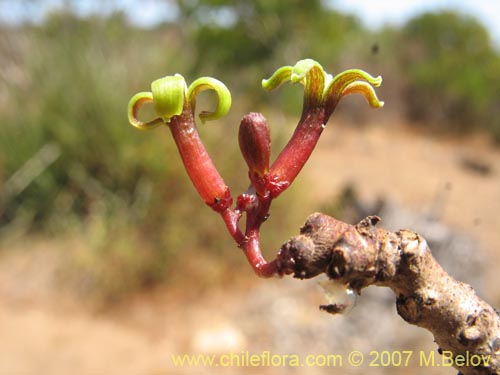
307 119 500 290
0 121 499 375
309 120 500 259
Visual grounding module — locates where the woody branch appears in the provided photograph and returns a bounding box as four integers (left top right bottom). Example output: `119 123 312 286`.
276 212 500 375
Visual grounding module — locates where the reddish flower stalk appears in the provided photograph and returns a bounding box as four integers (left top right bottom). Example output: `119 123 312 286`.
127 59 383 278
262 59 384 199
127 74 244 243
168 103 246 243
266 108 328 197
168 101 232 212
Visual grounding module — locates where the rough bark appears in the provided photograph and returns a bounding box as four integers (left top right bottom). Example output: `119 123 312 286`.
276 212 500 375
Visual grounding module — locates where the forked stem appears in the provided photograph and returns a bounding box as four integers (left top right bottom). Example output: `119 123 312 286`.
127 59 383 278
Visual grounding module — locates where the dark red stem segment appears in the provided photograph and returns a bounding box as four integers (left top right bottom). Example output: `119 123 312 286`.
267 108 328 198
240 194 279 278
243 229 280 278
221 208 244 244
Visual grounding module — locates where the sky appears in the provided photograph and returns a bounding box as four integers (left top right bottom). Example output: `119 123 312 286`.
332 0 500 46
1 0 499 46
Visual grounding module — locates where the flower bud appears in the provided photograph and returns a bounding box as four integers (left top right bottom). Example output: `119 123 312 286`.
238 112 271 177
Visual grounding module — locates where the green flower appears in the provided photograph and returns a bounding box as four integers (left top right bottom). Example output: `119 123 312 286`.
128 74 232 129
127 74 233 213
262 58 383 115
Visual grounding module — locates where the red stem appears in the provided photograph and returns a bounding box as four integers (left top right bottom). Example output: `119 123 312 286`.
168 103 246 244
168 103 233 213
221 208 244 244
236 107 332 277
239 194 280 277
243 227 279 278
168 103 331 278
266 108 328 197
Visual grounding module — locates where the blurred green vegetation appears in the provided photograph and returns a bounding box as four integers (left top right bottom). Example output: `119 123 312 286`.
399 11 500 137
0 2 499 301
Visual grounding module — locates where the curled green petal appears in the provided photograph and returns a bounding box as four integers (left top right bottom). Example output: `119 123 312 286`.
335 69 382 87
322 69 383 114
262 65 293 91
289 59 325 85
340 81 385 108
187 77 231 123
151 74 186 121
291 59 326 108
127 92 164 130
262 59 327 109
325 69 382 100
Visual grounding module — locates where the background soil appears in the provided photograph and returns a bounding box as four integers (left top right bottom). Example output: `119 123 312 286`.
1 120 499 375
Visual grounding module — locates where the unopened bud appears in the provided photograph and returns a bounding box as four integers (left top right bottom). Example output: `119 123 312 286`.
238 112 271 177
